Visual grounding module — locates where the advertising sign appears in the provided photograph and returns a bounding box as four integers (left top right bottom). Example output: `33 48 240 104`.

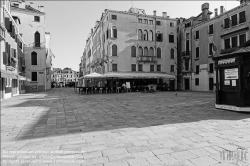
225 68 238 80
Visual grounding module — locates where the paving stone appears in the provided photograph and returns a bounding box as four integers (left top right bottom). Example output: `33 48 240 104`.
127 158 150 166
189 156 218 166
102 148 127 157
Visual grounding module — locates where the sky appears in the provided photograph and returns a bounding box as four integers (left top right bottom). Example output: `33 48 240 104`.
29 1 240 71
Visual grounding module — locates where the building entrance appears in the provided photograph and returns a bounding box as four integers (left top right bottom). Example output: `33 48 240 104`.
184 78 190 90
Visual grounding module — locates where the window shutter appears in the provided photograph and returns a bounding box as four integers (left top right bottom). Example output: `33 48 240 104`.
3 52 7 65
108 29 111 38
9 21 12 33
5 17 10 31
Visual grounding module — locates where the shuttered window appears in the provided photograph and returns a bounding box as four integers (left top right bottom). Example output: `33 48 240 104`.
131 46 136 57
239 34 246 47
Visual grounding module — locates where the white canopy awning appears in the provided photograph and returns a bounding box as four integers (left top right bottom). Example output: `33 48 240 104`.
103 72 176 79
80 72 176 79
83 72 103 78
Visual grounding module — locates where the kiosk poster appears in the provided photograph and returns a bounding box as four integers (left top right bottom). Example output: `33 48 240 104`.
126 82 130 89
224 80 230 85
225 68 238 80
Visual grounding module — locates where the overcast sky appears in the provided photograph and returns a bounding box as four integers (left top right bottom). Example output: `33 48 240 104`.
29 1 240 71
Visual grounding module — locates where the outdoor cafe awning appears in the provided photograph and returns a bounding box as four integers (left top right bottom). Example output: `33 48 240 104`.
81 72 176 79
103 72 176 79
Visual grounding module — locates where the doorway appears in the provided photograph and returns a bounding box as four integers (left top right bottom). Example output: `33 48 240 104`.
184 78 190 90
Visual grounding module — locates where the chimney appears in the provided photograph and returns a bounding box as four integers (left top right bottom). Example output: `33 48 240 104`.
38 6 44 12
153 10 156 16
202 3 209 21
220 6 224 14
214 8 218 17
162 12 167 18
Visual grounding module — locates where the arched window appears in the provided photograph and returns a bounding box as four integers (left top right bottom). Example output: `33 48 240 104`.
149 30 154 41
138 46 143 56
171 48 175 59
149 47 154 56
31 52 37 65
144 30 148 41
112 44 117 56
157 48 161 58
138 29 143 40
34 31 40 47
112 26 117 38
131 46 136 57
144 47 148 56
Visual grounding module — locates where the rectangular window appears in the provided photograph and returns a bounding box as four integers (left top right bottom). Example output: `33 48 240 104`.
138 64 143 71
170 22 174 27
195 78 199 86
186 33 189 39
239 11 246 24
239 33 246 47
150 65 154 72
169 34 174 43
112 64 117 71
232 36 238 48
34 16 40 22
185 22 191 28
149 20 153 24
156 21 161 25
185 59 189 71
231 14 237 26
208 24 213 34
171 65 174 72
111 15 117 20
209 43 213 56
157 65 161 72
156 33 163 42
131 64 136 71
209 63 214 73
224 38 230 49
138 18 142 23
31 72 37 81
144 19 148 24
186 40 189 52
224 18 230 29
196 47 199 58
196 65 199 74
195 30 199 39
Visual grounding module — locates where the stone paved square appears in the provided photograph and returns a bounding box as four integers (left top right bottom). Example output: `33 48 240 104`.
1 88 250 166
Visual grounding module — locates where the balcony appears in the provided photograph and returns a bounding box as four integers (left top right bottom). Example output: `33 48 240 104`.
25 42 46 49
136 56 157 63
181 51 190 58
220 46 239 54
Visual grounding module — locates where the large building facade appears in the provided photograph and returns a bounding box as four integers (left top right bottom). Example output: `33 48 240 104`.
0 0 27 100
10 1 52 92
51 67 79 87
177 1 250 91
81 8 177 88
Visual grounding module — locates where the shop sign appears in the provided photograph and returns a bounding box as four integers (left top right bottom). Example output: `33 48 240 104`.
225 68 238 79
200 64 208 70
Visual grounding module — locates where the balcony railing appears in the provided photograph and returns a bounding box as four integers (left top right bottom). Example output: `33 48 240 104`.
136 56 157 63
25 42 46 49
182 51 190 57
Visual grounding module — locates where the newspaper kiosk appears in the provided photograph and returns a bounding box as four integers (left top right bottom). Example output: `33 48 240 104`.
213 41 250 112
